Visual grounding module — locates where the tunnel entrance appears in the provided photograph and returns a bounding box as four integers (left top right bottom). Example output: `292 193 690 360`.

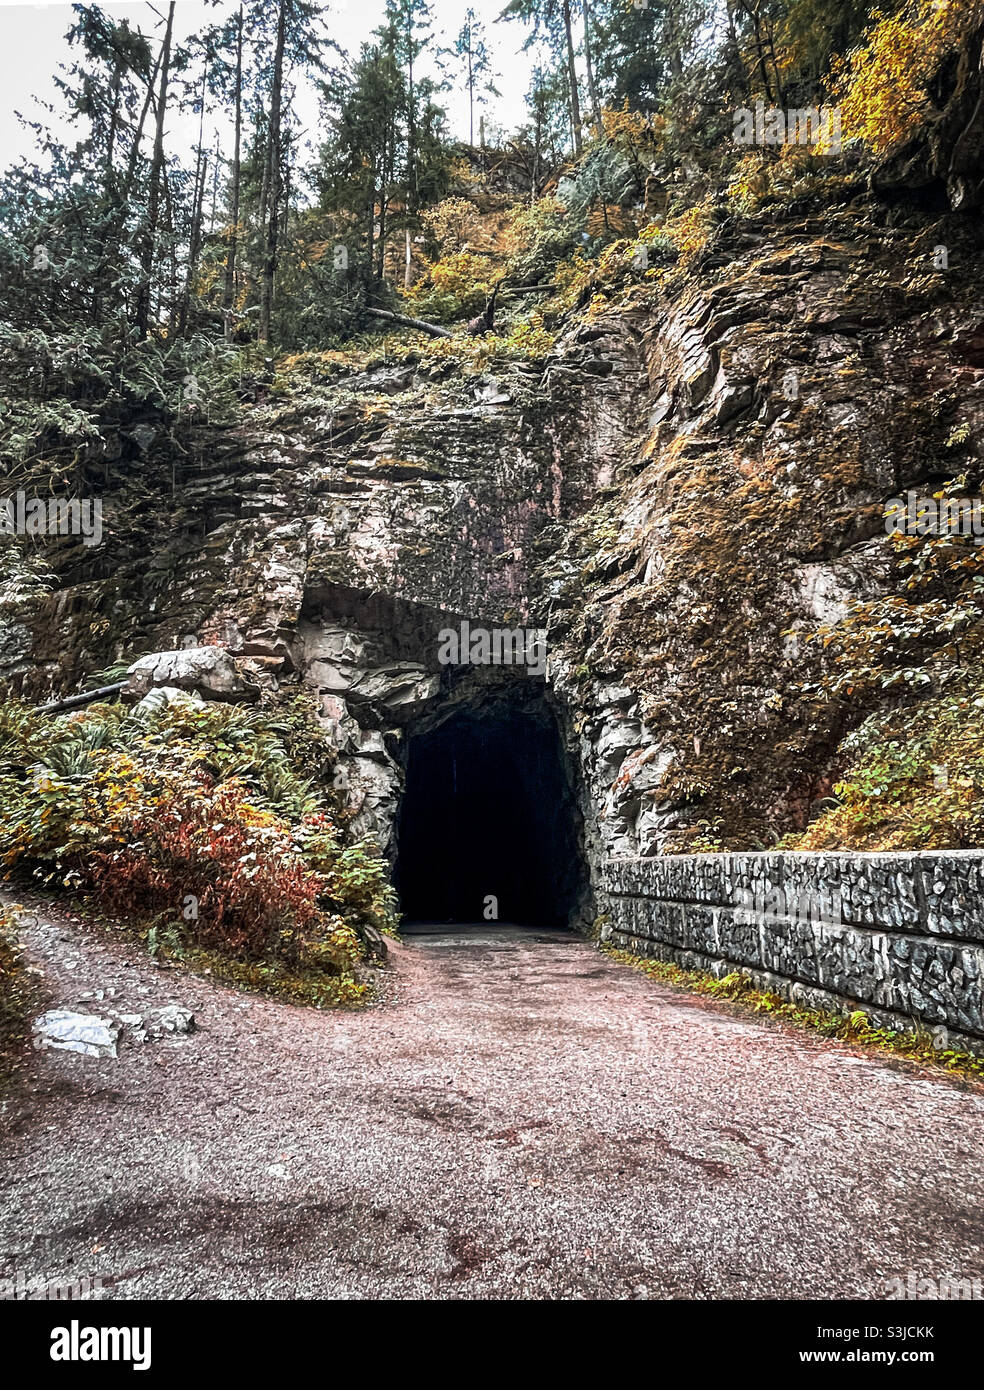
396 686 583 927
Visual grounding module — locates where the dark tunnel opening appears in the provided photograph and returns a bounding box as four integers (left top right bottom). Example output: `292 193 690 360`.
396 687 583 927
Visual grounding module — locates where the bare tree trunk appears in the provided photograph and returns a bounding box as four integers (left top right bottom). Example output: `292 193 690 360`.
135 0 175 338
583 0 602 134
377 118 391 283
258 0 287 344
404 9 417 290
210 130 220 232
365 156 376 280
122 46 163 202
179 153 207 336
561 0 582 155
531 93 542 200
737 0 781 105
105 53 124 189
94 49 124 325
364 306 452 337
163 165 180 336
36 684 127 715
466 23 474 146
223 3 244 332
179 62 210 335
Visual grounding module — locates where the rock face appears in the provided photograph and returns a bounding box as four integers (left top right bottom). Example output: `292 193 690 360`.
873 20 984 211
4 186 984 923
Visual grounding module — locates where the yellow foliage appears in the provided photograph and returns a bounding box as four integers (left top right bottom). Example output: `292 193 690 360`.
485 312 557 360
600 104 666 158
662 200 713 267
726 144 855 213
421 197 488 255
550 250 594 312
403 249 498 322
837 0 984 153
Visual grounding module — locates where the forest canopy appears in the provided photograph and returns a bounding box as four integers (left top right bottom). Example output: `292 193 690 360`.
3 0 979 374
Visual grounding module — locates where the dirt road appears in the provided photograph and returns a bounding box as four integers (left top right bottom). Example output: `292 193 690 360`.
2 904 983 1300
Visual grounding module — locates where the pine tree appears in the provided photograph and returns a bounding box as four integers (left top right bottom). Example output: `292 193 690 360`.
499 0 585 153
453 8 500 148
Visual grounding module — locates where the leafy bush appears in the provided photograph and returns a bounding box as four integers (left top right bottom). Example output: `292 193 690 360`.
0 904 32 1067
421 197 488 256
835 0 984 155
501 197 579 287
726 147 858 215
403 249 497 323
88 780 323 957
298 814 398 938
787 684 984 851
0 695 398 986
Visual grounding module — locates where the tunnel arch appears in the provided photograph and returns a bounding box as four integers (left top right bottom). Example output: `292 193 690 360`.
395 681 585 927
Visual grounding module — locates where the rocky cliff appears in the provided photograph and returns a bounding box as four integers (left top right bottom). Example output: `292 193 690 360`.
4 170 984 921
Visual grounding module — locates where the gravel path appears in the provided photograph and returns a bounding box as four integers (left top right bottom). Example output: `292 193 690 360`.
2 897 984 1300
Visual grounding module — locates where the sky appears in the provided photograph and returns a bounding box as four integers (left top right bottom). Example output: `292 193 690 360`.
0 0 541 175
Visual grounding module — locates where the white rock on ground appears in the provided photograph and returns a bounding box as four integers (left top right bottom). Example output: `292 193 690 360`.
32 1010 120 1058
147 1005 196 1037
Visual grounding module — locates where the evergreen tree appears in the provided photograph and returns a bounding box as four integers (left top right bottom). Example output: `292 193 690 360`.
453 8 500 148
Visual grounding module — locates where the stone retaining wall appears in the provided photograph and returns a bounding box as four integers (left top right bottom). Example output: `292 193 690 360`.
601 852 984 1053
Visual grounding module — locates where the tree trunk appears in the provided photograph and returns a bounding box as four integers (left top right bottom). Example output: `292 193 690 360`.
364 306 453 337
377 110 393 284
404 9 417 290
209 130 220 232
583 0 602 134
179 153 207 336
365 157 376 283
737 0 780 105
467 24 474 146
122 46 163 203
105 53 124 189
258 0 287 344
36 684 127 716
179 62 210 336
561 0 582 155
93 50 124 325
531 94 541 199
135 0 175 338
223 3 244 332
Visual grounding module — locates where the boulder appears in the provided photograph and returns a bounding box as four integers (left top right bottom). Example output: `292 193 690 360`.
124 647 260 704
146 1005 196 1037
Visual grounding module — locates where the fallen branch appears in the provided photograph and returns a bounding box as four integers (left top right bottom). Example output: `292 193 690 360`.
36 682 127 715
363 306 453 338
